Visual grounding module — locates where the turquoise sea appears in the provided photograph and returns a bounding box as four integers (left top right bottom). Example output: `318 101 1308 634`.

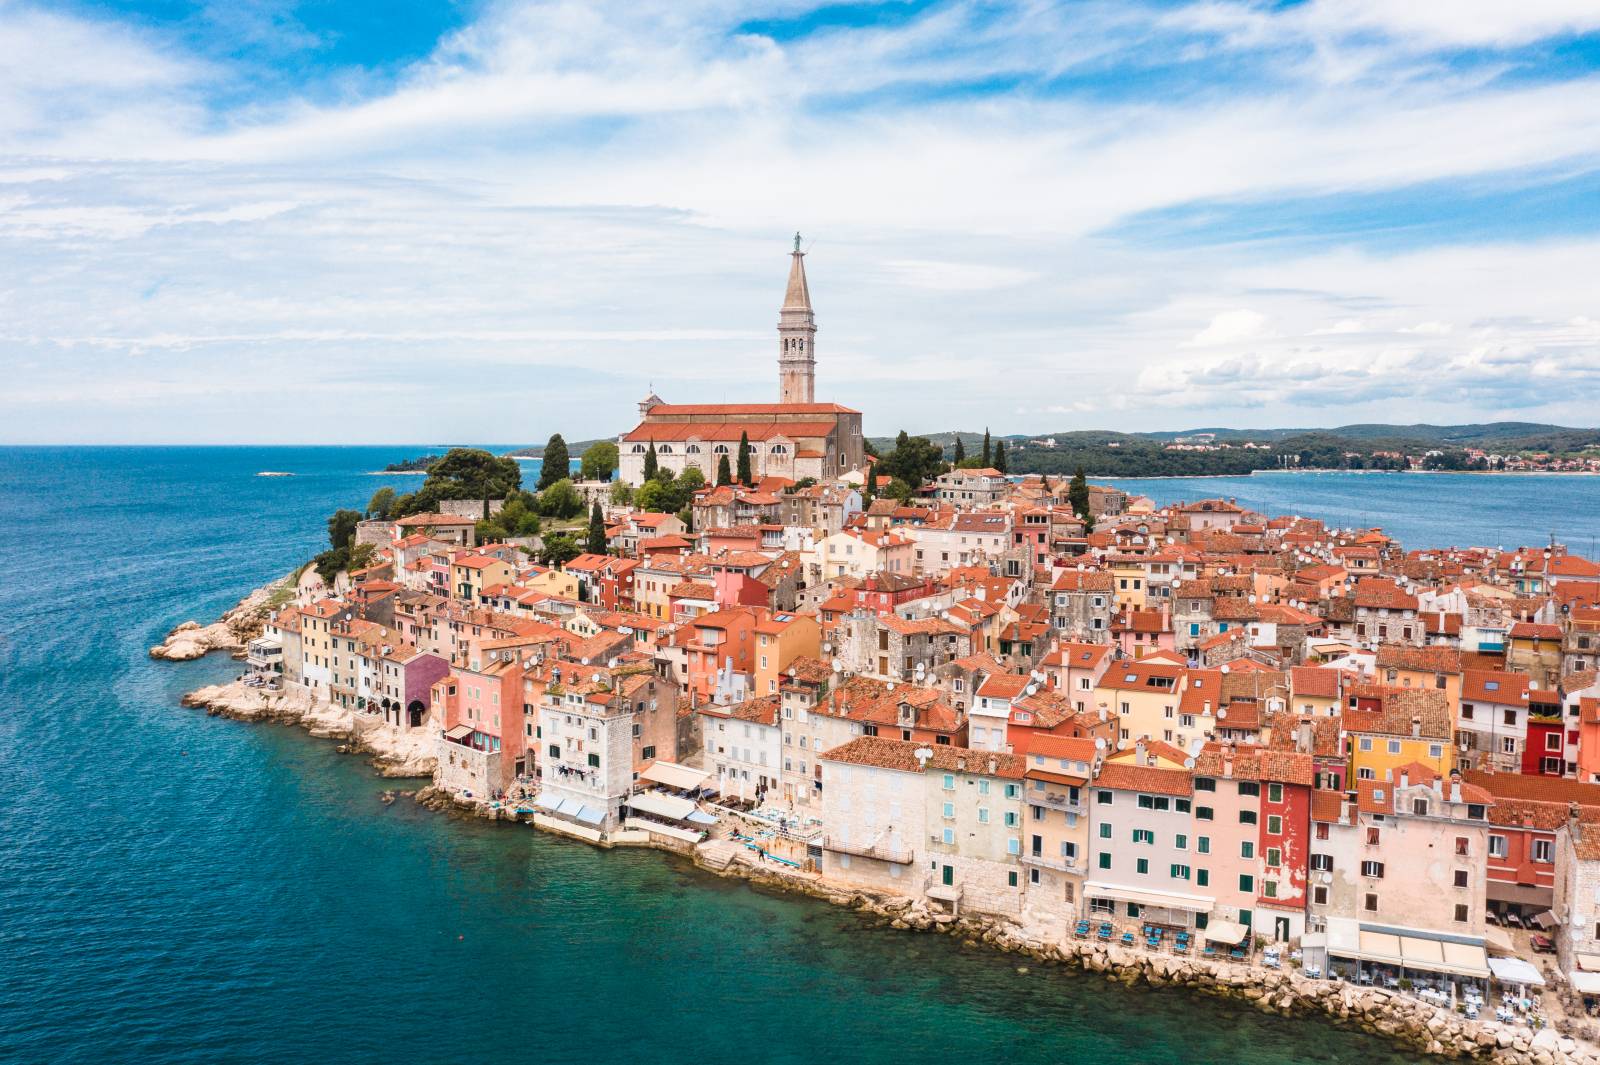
8 449 1580 1064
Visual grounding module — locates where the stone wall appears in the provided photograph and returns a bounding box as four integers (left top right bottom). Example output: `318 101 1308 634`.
438 498 505 519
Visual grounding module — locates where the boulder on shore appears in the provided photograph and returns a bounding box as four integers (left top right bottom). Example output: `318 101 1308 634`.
151 578 288 660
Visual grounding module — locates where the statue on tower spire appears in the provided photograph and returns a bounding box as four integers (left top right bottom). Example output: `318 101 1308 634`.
794 231 802 252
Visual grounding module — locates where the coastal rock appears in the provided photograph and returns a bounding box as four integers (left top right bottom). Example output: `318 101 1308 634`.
151 578 289 660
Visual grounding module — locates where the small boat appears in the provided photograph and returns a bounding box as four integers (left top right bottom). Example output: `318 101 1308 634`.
255 471 294 477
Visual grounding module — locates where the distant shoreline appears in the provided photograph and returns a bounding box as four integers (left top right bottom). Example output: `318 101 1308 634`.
1097 469 1600 481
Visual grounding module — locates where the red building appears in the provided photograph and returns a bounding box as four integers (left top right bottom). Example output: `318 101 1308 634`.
1462 769 1600 917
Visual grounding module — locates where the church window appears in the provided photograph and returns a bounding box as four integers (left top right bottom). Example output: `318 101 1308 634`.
631 444 646 453
685 444 700 454
658 445 672 455
713 444 730 455
771 444 789 455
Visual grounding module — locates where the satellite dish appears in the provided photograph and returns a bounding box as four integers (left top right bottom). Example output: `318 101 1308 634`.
1183 757 1195 769
1024 684 1038 697
1094 737 1107 751
832 659 843 672
1217 708 1228 719
1116 738 1129 750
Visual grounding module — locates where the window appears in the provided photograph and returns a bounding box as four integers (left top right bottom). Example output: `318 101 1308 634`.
1175 799 1191 813
1266 783 1283 803
1099 822 1111 839
1361 860 1385 879
1366 826 1381 846
1096 790 1113 805
1196 869 1209 886
1133 829 1154 845
1547 732 1564 752
942 828 955 845
1098 853 1111 870
1171 864 1190 880
1454 869 1469 888
1263 880 1278 899
1238 874 1254 893
641 745 655 760
1194 777 1216 792
1239 810 1257 826
1533 839 1554 863
1454 904 1469 923
1267 815 1282 835
943 802 955 819
1312 885 1328 906
1240 841 1254 859
1315 822 1330 841
1455 836 1469 857
1237 782 1259 797
1195 806 1213 821
1196 836 1210 854
1175 833 1188 850
1266 848 1281 868
943 774 956 791
977 808 990 824
1358 737 1373 752
1136 857 1149 874
1488 835 1507 858
1364 892 1379 912
1007 838 1020 855
1310 853 1332 872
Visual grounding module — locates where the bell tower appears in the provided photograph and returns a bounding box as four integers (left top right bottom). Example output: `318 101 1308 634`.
778 232 816 404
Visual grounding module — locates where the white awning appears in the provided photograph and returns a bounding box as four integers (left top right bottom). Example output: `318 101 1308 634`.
1532 910 1558 931
627 790 698 821
1578 953 1600 973
1203 919 1250 946
443 723 474 741
1572 971 1600 995
625 817 702 843
1083 881 1215 914
1327 922 1489 978
573 804 605 826
641 761 710 791
1487 957 1546 988
1485 926 1516 955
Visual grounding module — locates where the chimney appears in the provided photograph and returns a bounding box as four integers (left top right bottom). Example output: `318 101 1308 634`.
957 756 966 772
1298 721 1314 754
1398 768 1409 791
1449 771 1461 804
1410 715 1421 739
1570 802 1583 842
987 756 998 776
1135 738 1146 765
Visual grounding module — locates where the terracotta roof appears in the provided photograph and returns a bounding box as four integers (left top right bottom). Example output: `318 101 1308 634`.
822 736 1023 778
1093 760 1193 797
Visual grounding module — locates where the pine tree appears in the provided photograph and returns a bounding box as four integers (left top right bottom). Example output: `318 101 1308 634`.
643 440 658 480
1069 466 1090 521
538 433 569 491
981 428 991 468
736 430 753 486
586 500 607 555
716 453 733 487
994 440 1007 475
862 470 874 503
953 435 966 464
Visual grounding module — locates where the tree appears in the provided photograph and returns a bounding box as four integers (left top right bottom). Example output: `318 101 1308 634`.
538 434 570 491
716 453 733 487
327 509 362 552
862 470 874 503
994 440 1007 475
365 487 396 520
586 501 607 554
885 478 914 503
633 479 668 513
402 448 522 518
981 428 992 468
579 441 619 482
609 480 633 506
537 478 584 520
876 431 949 489
1068 466 1091 521
953 435 966 464
736 430 753 486
643 440 658 480
539 532 581 568
477 490 541 542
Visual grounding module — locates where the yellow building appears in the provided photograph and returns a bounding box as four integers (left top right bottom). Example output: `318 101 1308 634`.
1374 644 1464 706
450 555 516 604
754 611 822 697
1092 659 1185 745
1345 685 1455 782
523 565 581 601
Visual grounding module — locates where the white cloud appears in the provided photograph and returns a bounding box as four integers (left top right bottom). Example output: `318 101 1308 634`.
1187 309 1269 347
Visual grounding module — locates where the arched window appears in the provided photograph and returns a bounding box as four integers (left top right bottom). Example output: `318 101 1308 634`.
658 445 672 455
685 444 701 454
713 444 730 455
631 444 646 453
770 444 789 455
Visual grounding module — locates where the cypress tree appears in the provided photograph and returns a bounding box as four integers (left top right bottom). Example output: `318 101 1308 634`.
586 500 607 555
736 431 753 486
538 433 569 491
1069 466 1090 520
953 435 966 464
994 439 1007 475
981 428 991 468
643 440 658 481
716 453 733 487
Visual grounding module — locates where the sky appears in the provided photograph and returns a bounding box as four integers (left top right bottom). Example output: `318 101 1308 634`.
2 0 1599 444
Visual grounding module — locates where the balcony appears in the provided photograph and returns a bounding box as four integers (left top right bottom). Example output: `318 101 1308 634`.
823 835 913 864
1021 852 1077 873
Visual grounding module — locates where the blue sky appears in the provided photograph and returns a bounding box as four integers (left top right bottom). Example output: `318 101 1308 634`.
3 0 1600 443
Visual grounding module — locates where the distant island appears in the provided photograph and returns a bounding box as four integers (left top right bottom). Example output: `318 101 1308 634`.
874 421 1600 479
380 454 442 473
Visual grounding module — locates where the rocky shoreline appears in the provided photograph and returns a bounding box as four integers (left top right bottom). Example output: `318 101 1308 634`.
182 681 437 777
151 578 291 660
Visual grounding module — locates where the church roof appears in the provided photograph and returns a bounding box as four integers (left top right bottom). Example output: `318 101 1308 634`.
623 420 839 443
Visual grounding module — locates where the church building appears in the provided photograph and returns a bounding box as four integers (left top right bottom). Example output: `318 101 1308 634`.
618 237 866 487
